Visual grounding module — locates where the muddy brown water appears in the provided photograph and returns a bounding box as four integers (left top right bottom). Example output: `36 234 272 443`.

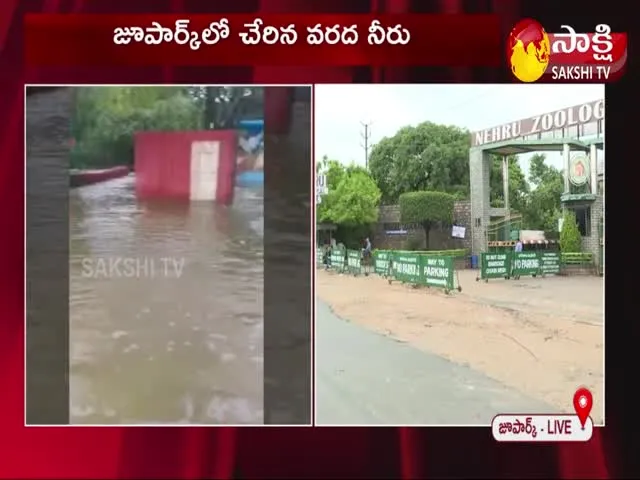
69 175 263 424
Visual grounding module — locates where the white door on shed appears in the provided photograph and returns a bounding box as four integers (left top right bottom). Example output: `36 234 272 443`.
190 141 220 201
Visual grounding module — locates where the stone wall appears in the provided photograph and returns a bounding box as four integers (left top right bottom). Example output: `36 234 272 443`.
581 195 604 268
374 200 472 251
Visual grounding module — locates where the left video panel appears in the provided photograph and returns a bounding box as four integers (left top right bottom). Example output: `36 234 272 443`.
25 86 312 425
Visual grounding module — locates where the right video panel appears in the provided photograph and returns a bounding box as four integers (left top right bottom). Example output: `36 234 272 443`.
314 84 605 427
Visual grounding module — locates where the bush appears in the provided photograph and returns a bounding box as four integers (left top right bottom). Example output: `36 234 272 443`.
399 190 455 249
71 88 203 169
559 210 582 252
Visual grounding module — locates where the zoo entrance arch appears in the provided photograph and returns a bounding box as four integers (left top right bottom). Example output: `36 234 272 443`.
469 99 604 265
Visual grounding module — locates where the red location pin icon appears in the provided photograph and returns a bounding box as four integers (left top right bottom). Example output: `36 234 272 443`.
573 387 593 429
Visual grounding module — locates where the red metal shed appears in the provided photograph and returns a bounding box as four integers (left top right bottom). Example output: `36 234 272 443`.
134 130 237 205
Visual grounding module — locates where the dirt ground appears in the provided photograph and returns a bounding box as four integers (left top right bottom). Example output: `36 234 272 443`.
316 268 604 424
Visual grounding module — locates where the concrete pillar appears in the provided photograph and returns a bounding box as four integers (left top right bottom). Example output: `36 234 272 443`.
469 148 491 256
502 156 510 220
589 143 597 194
563 143 571 193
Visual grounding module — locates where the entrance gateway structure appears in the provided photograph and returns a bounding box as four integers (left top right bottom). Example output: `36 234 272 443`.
469 99 604 268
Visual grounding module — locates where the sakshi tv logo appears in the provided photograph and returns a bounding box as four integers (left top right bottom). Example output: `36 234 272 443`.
507 19 627 83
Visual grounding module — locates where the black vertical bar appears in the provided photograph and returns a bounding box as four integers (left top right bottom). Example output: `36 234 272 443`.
25 87 72 424
262 86 312 424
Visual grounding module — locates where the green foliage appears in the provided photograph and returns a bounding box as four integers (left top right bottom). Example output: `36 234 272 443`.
70 86 262 169
368 122 471 203
368 121 530 210
560 210 582 252
336 224 373 250
317 157 381 227
71 87 202 169
490 155 529 211
325 116 571 246
366 119 561 236
399 191 454 249
399 191 454 225
521 153 564 235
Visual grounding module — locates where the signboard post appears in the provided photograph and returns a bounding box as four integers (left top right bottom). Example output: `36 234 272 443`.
373 250 392 277
422 255 461 293
390 252 422 286
511 252 541 279
346 250 362 276
540 251 561 276
478 252 512 282
329 247 345 273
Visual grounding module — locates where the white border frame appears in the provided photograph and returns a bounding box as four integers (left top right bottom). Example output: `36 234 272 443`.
311 84 606 428
24 83 315 428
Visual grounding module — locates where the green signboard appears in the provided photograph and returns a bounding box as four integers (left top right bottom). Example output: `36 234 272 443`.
392 252 422 284
540 251 560 275
316 247 323 265
422 255 456 291
512 251 540 278
330 248 345 272
373 250 391 276
346 250 361 275
480 252 511 280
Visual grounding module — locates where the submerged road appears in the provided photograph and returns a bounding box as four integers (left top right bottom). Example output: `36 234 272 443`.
69 176 263 425
315 300 555 425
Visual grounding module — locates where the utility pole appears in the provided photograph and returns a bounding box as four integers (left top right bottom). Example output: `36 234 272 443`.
360 121 372 168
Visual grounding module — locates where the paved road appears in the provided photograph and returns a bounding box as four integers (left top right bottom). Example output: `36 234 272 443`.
315 300 556 425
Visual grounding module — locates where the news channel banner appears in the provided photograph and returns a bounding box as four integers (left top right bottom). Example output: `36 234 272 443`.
506 19 627 83
492 387 595 442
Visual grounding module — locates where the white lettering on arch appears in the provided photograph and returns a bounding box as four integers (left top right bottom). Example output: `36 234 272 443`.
578 104 592 123
554 110 567 128
593 99 605 120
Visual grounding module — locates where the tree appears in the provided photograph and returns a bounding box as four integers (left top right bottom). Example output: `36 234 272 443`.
368 121 529 208
399 191 454 249
70 86 264 169
317 157 381 226
328 169 381 226
317 157 381 248
368 122 471 203
490 155 529 212
71 87 202 169
521 153 564 235
367 121 564 240
560 210 582 252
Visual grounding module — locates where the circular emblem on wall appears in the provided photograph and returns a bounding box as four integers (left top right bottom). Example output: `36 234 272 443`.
569 155 590 186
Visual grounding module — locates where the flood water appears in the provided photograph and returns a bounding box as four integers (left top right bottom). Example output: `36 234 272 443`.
69 175 264 424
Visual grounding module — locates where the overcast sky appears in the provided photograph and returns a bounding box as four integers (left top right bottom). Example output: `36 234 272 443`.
314 84 605 176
